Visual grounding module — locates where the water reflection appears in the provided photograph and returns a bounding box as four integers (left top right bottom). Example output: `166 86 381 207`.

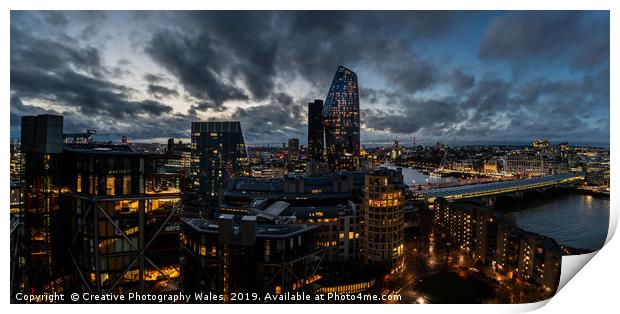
392 165 609 251
500 194 609 251
383 165 458 186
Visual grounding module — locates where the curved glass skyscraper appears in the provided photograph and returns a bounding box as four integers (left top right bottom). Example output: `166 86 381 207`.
323 65 360 171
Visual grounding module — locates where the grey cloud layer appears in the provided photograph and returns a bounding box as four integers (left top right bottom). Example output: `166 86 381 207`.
10 11 609 145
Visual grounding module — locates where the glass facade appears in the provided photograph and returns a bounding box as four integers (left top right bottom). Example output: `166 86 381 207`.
66 151 182 294
307 100 324 161
190 122 248 198
20 115 66 295
323 65 360 171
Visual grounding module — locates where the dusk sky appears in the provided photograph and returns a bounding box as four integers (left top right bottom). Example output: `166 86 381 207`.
10 11 610 146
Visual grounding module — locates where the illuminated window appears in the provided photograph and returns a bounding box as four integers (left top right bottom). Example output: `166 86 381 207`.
106 176 115 195
101 273 109 284
123 176 131 195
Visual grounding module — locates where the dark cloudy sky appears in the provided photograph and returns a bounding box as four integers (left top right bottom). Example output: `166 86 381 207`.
10 11 610 145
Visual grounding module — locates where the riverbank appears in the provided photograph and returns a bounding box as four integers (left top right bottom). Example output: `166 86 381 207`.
571 186 610 198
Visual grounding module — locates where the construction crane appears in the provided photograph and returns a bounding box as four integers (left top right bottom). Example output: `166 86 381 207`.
439 148 448 170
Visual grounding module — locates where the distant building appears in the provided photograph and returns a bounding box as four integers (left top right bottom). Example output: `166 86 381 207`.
502 155 545 177
191 121 248 199
250 165 285 179
586 162 610 187
586 170 609 187
288 138 299 160
307 100 324 161
483 159 498 173
10 181 23 215
360 153 380 172
390 140 400 161
165 138 192 175
305 159 330 176
532 139 550 149
10 141 24 181
323 65 360 172
363 168 405 275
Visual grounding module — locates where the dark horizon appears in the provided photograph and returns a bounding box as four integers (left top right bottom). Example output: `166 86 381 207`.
8 134 612 149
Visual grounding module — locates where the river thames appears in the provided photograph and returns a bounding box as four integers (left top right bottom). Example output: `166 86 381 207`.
499 193 609 251
395 166 610 251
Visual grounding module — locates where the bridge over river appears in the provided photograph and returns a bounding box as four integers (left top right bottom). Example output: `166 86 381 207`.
414 173 585 201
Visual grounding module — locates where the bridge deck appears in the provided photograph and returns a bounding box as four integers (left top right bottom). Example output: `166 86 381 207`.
417 173 585 200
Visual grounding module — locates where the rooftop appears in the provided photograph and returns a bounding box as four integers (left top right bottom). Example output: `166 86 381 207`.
63 144 177 158
182 217 319 238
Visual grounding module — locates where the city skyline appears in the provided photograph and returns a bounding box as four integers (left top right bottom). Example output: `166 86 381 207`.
10 11 610 146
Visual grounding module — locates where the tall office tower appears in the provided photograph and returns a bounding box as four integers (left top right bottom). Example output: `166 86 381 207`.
363 168 405 275
20 114 65 295
323 65 360 172
288 138 299 160
307 100 324 161
191 121 248 198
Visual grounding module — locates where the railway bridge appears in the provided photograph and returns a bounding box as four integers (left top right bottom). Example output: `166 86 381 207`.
415 173 585 206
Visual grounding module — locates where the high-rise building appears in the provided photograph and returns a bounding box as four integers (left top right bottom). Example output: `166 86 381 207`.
363 168 405 275
64 146 182 294
20 115 65 295
323 65 360 172
18 114 185 297
307 100 324 161
190 121 248 198
288 138 299 160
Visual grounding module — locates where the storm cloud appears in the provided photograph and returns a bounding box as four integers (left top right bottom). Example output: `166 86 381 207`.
10 11 609 145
